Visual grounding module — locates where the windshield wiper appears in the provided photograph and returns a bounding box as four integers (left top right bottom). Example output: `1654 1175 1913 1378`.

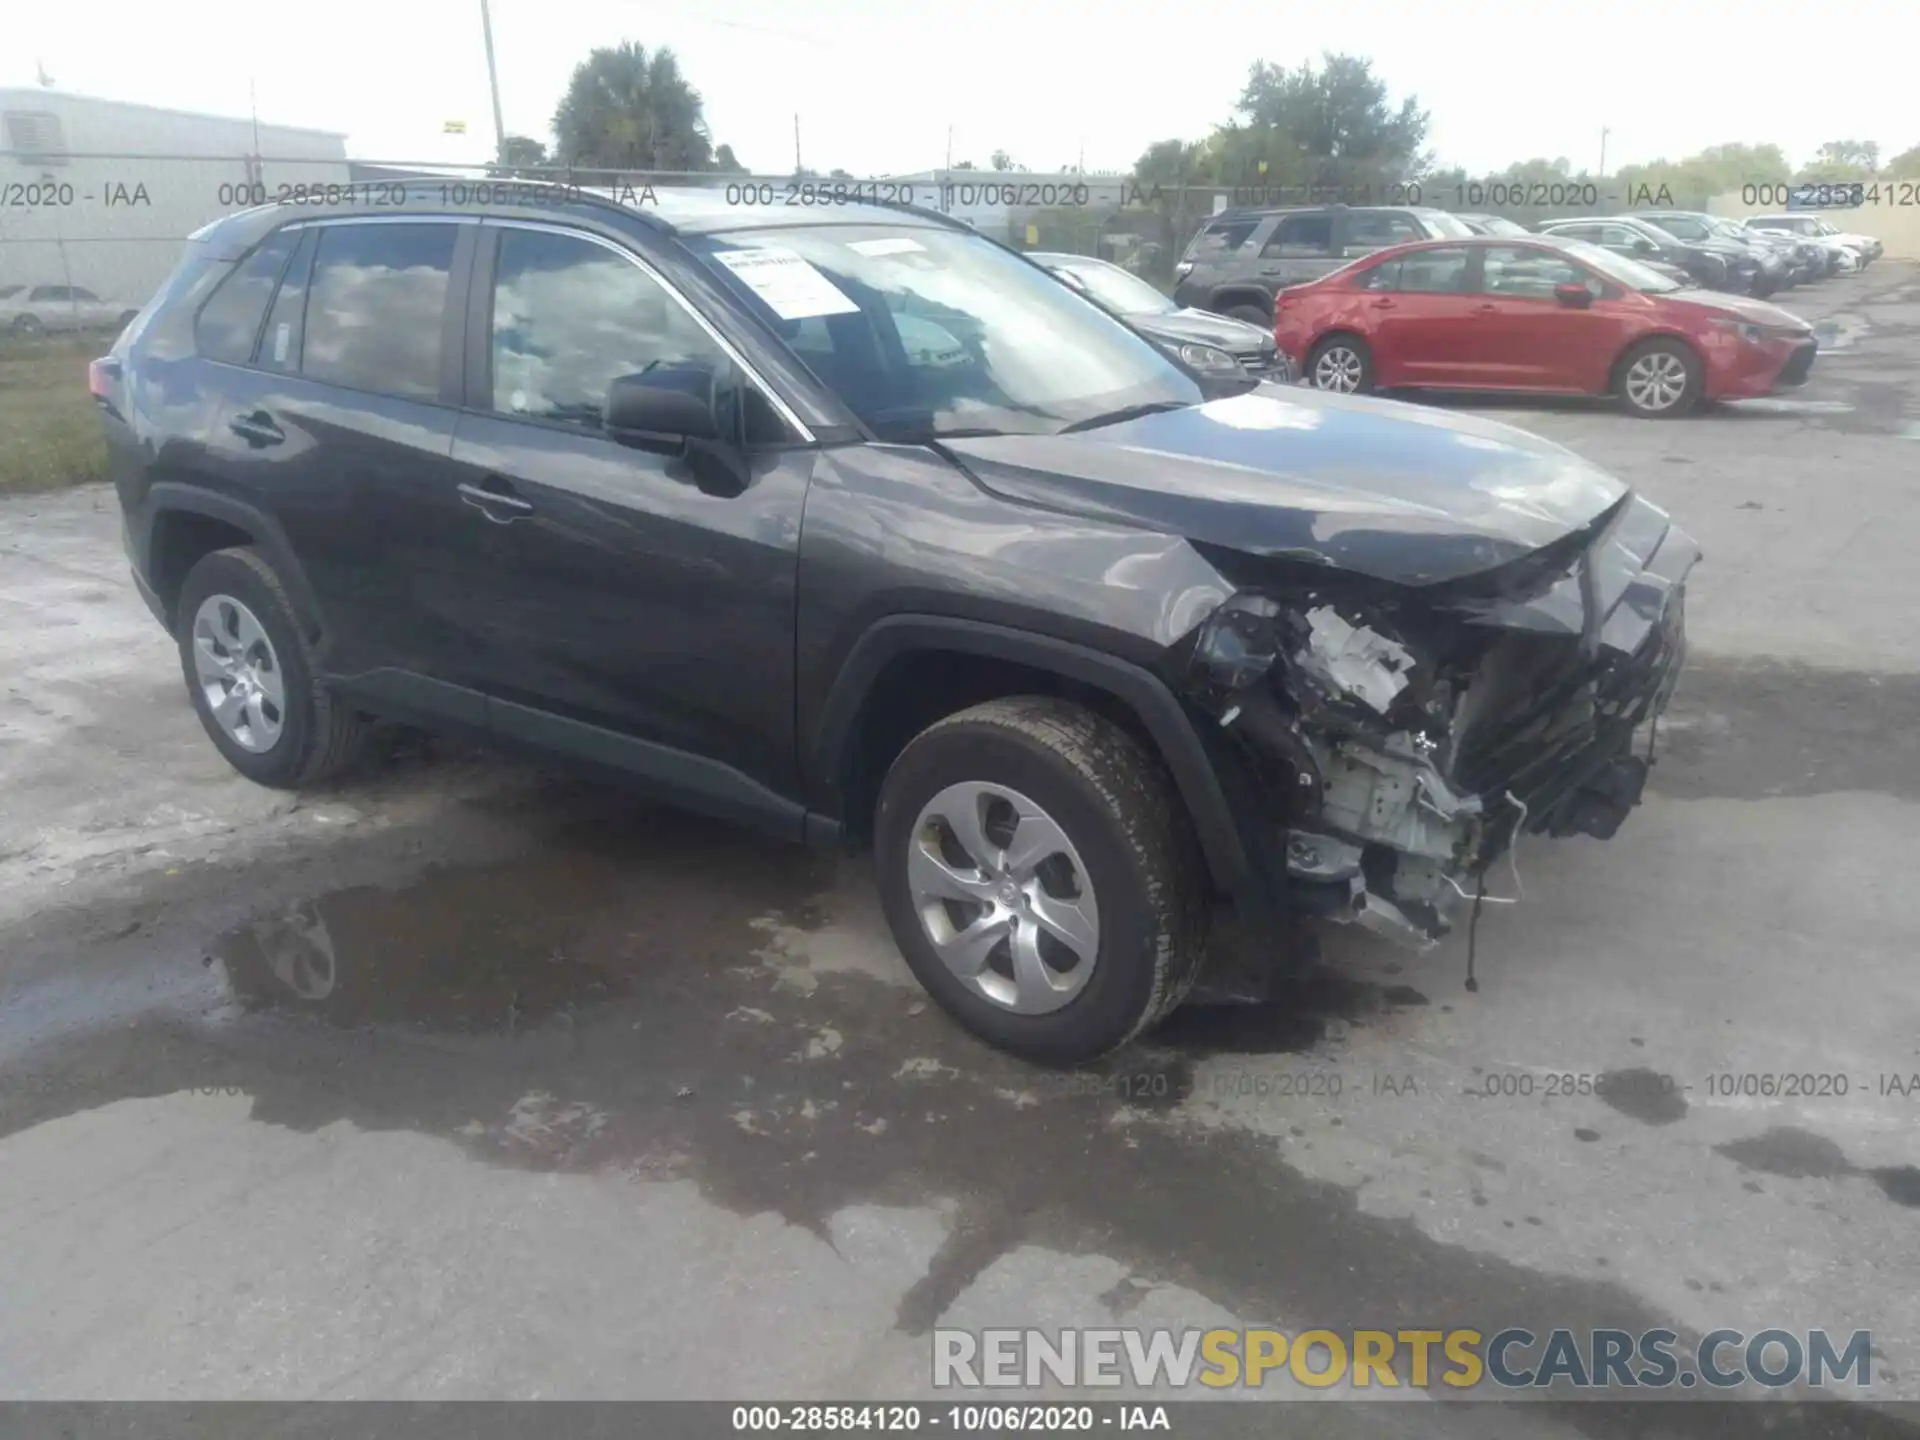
1057 400 1192 434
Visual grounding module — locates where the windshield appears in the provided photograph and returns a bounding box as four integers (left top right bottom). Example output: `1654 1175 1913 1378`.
1554 238 1683 293
1046 258 1176 317
1423 212 1475 238
1480 217 1529 236
693 226 1201 442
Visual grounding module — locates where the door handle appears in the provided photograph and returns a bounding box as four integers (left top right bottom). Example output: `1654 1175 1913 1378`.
1473 303 1498 314
457 479 535 524
1369 298 1395 309
228 410 284 446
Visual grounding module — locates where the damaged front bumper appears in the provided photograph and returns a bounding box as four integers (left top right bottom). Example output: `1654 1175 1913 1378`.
1183 492 1700 950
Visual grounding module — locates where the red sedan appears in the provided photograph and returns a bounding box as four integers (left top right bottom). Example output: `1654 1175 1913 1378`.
1272 233 1818 418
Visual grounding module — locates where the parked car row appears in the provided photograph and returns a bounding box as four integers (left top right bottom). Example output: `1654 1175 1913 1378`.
1167 201 1879 417
1 283 141 337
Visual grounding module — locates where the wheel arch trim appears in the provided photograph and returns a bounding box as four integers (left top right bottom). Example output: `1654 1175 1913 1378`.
806 614 1250 893
141 483 326 640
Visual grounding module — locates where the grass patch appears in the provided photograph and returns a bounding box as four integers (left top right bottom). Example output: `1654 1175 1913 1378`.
0 336 110 494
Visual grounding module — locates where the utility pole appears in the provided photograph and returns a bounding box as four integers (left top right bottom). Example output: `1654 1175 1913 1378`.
479 0 507 164
794 113 802 173
1599 126 1610 179
946 125 954 174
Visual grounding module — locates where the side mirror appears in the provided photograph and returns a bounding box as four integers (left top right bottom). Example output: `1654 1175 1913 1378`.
1632 238 1656 255
1553 283 1593 309
604 367 720 448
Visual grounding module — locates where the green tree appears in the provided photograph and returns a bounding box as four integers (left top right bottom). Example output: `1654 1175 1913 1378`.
552 42 718 172
713 143 747 174
1232 53 1429 189
989 149 1026 172
1887 143 1920 178
1795 140 1880 182
489 134 550 179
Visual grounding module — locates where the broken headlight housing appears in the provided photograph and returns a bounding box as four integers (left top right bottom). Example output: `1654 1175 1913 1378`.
1187 590 1441 738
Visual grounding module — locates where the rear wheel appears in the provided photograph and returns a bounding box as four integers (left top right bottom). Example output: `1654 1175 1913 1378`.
873 697 1208 1064
1616 338 1703 419
12 314 43 338
1306 334 1374 394
175 548 367 788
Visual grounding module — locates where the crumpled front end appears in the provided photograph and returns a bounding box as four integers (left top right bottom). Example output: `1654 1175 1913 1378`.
1179 492 1700 950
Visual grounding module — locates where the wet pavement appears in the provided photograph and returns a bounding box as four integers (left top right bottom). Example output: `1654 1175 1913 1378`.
2 265 1919 1430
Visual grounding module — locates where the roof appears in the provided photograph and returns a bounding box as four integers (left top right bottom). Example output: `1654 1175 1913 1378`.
633 186 958 235
0 87 348 138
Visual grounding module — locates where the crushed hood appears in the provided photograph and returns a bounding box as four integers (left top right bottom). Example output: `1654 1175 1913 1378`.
940 389 1630 588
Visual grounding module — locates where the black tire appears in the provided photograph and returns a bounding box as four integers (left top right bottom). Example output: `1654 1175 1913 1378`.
12 314 44 338
873 696 1209 1064
1225 303 1271 327
175 547 366 788
1305 333 1375 394
1614 337 1703 419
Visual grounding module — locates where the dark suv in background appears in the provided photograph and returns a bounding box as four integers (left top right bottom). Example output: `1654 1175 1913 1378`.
92 184 1697 1064
1172 205 1476 323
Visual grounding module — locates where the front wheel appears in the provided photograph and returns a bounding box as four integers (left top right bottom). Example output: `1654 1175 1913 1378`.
1616 338 1703 419
1306 334 1374 394
873 697 1209 1064
1225 303 1271 327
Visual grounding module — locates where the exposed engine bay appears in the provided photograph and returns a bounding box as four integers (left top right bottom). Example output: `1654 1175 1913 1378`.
1180 495 1697 951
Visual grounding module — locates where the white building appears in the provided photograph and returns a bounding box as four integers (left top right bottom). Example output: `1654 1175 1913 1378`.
1 89 349 312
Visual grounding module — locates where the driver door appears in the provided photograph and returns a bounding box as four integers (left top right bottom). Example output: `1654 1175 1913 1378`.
442 222 816 812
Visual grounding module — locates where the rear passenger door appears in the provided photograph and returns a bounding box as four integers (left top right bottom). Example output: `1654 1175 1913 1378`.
201 217 482 710
1358 246 1479 385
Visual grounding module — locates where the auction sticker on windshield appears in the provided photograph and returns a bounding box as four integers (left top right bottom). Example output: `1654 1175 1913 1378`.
848 237 926 257
711 246 860 319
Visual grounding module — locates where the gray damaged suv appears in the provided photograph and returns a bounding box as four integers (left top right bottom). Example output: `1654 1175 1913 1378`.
1172 205 1476 324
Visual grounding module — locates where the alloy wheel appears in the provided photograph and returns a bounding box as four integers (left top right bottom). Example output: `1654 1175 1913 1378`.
1624 352 1689 413
1313 345 1364 392
191 593 287 752
905 780 1101 1016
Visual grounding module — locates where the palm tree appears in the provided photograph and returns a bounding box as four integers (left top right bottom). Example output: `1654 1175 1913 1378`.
552 42 715 174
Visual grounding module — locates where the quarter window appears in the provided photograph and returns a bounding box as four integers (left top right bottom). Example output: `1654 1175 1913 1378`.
301 223 457 402
488 228 729 431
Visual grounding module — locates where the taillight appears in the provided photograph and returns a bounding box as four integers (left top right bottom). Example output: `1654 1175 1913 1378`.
88 357 120 402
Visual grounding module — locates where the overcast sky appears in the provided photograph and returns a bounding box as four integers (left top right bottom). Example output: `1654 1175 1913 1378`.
6 0 1914 177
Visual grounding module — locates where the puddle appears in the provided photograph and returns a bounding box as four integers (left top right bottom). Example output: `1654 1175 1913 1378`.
212 809 826 1032
1715 1126 1920 1209
1811 315 1870 352
1594 1066 1689 1126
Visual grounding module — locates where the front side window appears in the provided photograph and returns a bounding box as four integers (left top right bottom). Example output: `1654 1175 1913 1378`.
488 228 728 430
1649 216 1708 241
1261 213 1334 257
693 225 1201 442
1480 245 1594 299
301 223 457 402
30 286 67 303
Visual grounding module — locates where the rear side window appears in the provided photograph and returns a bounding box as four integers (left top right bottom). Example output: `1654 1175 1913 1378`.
195 230 298 364
1395 248 1472 293
1185 217 1260 258
30 285 66 302
301 223 457 401
1261 213 1334 257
